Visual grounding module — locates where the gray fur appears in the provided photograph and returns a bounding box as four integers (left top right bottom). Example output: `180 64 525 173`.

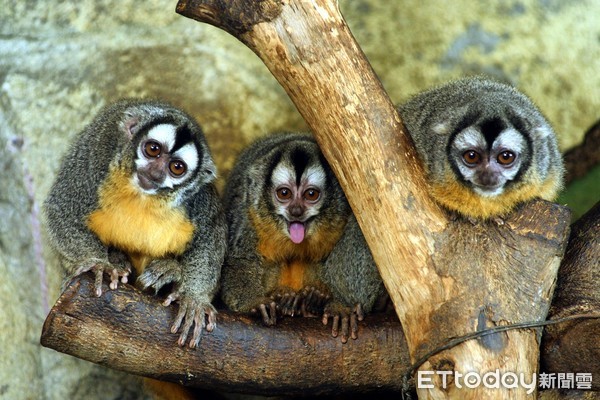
220 132 386 316
44 99 226 345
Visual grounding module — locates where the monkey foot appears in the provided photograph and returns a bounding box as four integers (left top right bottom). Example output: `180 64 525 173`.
64 258 130 297
270 288 301 317
322 302 364 343
250 298 278 326
299 285 330 317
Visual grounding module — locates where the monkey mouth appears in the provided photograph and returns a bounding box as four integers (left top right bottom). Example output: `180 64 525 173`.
136 172 160 191
472 183 504 197
287 221 306 244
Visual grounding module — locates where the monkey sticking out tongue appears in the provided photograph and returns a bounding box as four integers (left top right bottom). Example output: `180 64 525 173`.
289 222 305 244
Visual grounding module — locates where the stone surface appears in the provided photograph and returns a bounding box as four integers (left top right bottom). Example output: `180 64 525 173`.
0 0 598 398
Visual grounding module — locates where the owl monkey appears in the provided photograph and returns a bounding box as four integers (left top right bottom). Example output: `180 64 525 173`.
220 133 387 343
398 77 564 220
44 100 226 348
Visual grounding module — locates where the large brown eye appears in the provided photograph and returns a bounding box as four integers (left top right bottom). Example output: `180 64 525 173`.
144 141 162 158
462 150 481 165
497 151 516 166
276 187 292 201
169 160 187 176
303 188 320 202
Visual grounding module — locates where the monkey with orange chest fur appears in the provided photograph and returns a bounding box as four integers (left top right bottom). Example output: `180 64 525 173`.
398 77 564 221
220 133 387 343
44 100 226 349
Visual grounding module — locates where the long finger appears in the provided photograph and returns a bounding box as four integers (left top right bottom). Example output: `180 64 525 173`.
331 315 340 337
109 269 119 290
341 315 349 344
94 267 104 297
172 301 187 333
259 304 271 326
206 309 216 332
350 312 358 340
178 308 195 347
269 302 277 325
189 311 205 349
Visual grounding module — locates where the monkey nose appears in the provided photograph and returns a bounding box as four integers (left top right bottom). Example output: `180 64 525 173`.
289 205 305 218
137 168 165 190
478 170 500 187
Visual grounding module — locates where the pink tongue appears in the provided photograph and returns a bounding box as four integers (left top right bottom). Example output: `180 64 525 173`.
289 222 305 244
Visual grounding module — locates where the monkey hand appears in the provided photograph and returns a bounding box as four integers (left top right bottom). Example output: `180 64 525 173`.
322 302 364 343
63 256 131 297
163 291 217 349
137 258 182 294
299 285 330 317
138 260 216 348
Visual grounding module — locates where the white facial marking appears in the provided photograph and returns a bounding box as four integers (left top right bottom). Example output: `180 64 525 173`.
533 125 553 139
147 124 177 151
493 128 526 154
302 165 326 188
173 143 199 174
271 163 294 188
452 127 486 151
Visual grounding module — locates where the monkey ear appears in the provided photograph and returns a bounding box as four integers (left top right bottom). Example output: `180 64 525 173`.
432 122 451 135
120 110 141 140
201 155 218 183
432 105 470 135
532 124 554 139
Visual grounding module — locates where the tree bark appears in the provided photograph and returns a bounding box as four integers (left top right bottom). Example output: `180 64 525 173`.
174 1 571 398
563 120 600 185
542 201 600 390
41 273 409 396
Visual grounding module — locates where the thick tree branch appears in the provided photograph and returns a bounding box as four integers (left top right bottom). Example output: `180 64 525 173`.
564 120 600 185
542 201 600 390
41 273 408 396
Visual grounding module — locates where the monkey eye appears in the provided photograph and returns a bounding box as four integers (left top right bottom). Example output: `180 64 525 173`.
303 188 321 202
462 150 482 166
276 187 292 201
143 140 162 158
169 160 187 177
497 151 516 166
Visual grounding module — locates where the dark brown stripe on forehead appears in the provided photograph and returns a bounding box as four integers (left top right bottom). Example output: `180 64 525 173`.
480 118 506 150
171 125 194 152
290 147 310 186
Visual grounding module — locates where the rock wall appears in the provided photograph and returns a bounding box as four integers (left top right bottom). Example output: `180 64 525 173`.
0 1 598 399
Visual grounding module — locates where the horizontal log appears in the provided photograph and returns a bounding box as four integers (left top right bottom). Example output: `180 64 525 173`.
41 273 409 396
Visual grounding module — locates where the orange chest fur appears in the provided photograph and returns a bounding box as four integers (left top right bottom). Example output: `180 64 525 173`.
87 168 195 273
249 209 345 290
431 170 562 220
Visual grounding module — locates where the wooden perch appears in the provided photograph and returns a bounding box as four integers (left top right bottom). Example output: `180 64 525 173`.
175 1 571 398
41 273 409 396
542 201 600 390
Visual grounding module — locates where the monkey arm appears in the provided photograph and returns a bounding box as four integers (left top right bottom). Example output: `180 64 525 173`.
43 134 132 295
318 216 387 342
321 216 386 313
138 183 226 348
